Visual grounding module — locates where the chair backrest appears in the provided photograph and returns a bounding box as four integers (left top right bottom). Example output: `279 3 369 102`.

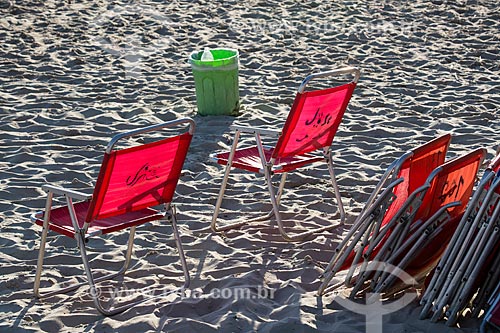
405 149 486 272
417 148 486 221
272 69 358 159
85 119 194 222
381 134 451 226
338 135 451 271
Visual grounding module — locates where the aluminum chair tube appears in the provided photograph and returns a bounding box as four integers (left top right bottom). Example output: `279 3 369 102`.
446 199 500 326
374 203 459 294
318 178 404 295
420 170 496 319
430 175 500 322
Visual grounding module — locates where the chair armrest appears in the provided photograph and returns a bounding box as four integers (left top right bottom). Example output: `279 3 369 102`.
41 185 92 201
229 125 281 137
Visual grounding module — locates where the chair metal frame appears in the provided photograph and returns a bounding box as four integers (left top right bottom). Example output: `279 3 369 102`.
318 134 452 295
360 149 486 299
419 167 497 319
472 250 500 318
471 178 500 316
318 156 411 294
32 119 194 316
445 175 500 325
345 170 459 298
419 152 499 325
211 67 360 242
481 280 500 333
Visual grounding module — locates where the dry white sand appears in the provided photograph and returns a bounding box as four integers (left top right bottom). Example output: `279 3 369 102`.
0 0 499 332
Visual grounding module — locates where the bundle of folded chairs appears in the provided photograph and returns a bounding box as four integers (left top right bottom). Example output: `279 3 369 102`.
419 152 500 327
318 134 488 302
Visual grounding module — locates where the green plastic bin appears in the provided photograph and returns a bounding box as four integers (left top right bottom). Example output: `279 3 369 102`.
189 48 240 116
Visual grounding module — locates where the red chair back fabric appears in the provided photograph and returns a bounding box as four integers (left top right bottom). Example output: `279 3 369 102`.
272 83 356 159
339 135 450 271
405 149 486 273
381 134 450 226
417 148 485 221
86 132 192 221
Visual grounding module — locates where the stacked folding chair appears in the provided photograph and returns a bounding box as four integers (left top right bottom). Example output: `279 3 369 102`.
211 67 360 241
318 134 486 299
32 119 194 315
319 134 451 295
420 152 500 326
482 279 500 333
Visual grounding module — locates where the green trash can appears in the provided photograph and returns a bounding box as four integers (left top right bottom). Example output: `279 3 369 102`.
189 48 240 116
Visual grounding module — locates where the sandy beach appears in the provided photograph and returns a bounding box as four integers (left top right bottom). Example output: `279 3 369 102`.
0 0 499 332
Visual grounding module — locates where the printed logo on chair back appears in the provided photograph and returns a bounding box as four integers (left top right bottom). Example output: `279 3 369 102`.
126 163 160 187
273 83 356 158
86 133 192 221
419 149 486 220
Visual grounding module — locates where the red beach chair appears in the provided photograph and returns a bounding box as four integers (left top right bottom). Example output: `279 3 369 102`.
369 148 486 296
211 67 360 241
420 152 500 325
319 134 451 295
32 119 194 315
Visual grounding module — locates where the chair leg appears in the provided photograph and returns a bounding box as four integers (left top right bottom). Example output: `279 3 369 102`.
77 231 137 316
34 223 137 299
211 164 270 231
171 206 190 290
211 131 249 232
211 144 287 232
77 208 190 316
258 172 287 224
211 163 245 232
264 168 338 242
34 201 189 314
345 218 378 289
34 191 53 298
319 209 382 295
325 152 346 224
318 179 404 296
446 226 500 326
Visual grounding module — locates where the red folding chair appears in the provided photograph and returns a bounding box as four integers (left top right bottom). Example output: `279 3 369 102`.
370 148 486 296
211 67 360 241
32 118 194 315
319 134 450 295
420 151 500 325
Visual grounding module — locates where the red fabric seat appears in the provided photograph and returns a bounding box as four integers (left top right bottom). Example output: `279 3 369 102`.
214 146 323 174
319 134 487 299
34 201 162 238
